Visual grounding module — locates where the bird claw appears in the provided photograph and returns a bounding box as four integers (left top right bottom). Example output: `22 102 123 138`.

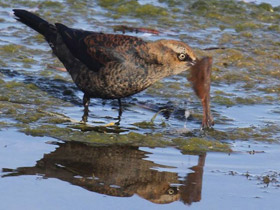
201 118 214 130
81 113 88 123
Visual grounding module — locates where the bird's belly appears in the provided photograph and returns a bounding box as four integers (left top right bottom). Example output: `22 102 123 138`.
80 85 147 99
75 73 151 99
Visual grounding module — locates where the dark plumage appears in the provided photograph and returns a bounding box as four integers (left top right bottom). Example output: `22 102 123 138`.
13 9 213 127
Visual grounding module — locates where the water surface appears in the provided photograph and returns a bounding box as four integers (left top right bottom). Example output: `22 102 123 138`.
1 130 279 209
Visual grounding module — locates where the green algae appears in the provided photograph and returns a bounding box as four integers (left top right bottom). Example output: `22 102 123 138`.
0 2 9 7
235 96 262 105
204 126 278 143
30 34 45 43
0 96 9 101
212 95 235 106
240 31 253 38
257 3 274 12
0 44 22 54
267 24 280 31
20 124 169 147
97 0 124 8
235 22 261 32
5 81 22 89
135 4 168 17
97 0 168 19
0 121 8 128
189 0 247 25
21 57 36 64
190 1 210 13
15 112 44 124
39 1 63 8
133 121 155 129
173 137 231 153
19 122 232 153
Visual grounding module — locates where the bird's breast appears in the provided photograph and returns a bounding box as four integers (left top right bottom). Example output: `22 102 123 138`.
74 62 154 99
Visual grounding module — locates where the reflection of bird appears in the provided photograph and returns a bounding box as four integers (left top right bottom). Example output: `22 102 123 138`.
13 10 213 127
2 141 205 205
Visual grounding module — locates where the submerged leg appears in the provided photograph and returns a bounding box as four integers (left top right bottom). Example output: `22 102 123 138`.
188 57 214 129
82 94 90 123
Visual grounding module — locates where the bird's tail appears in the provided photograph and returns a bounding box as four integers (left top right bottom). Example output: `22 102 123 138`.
13 9 56 42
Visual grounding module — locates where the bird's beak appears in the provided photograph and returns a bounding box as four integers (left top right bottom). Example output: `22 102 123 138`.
190 59 197 66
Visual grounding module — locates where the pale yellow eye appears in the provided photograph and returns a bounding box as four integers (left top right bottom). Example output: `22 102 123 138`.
178 53 186 61
167 188 175 195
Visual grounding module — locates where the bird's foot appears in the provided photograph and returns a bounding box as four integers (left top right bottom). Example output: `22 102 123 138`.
201 117 214 130
81 112 88 123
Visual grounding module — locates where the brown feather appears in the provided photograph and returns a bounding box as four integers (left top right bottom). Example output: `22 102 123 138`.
188 57 214 128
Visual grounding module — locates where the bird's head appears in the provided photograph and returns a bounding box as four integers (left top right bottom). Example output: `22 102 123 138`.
147 40 196 76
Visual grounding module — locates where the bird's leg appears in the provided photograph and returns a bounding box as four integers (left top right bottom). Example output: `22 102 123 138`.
116 98 123 125
82 94 90 123
188 57 214 129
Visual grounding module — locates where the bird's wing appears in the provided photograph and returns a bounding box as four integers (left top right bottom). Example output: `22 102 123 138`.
55 23 147 72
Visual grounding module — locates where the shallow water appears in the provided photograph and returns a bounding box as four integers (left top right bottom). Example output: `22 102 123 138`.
1 0 280 209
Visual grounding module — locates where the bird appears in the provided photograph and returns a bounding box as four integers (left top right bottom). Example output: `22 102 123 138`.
13 9 213 128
